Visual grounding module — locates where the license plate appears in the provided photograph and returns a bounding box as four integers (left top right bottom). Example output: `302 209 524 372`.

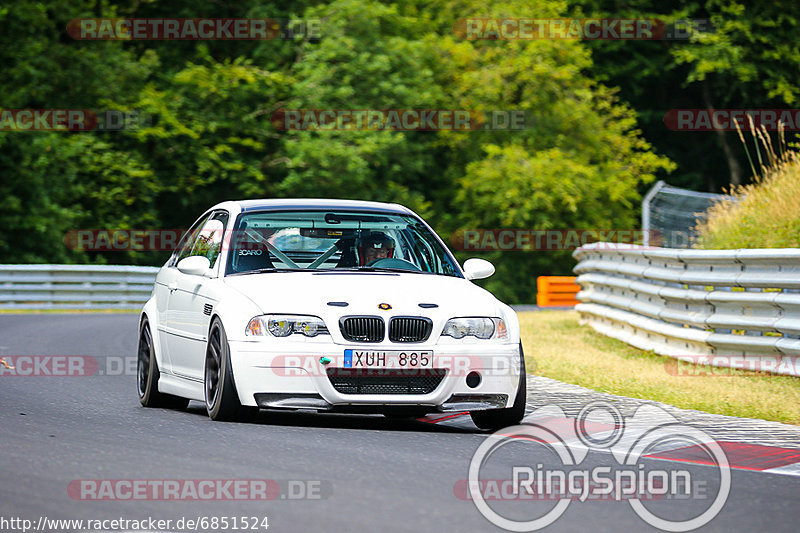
343 349 433 369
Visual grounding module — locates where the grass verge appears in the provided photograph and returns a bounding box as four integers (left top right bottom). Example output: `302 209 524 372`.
520 310 800 425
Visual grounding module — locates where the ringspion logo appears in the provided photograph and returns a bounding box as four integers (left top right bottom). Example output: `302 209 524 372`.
466 402 730 531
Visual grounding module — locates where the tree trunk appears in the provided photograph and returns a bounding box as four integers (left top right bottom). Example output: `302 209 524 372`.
703 81 742 187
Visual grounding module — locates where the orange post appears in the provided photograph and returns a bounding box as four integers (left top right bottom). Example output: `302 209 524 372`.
536 276 579 307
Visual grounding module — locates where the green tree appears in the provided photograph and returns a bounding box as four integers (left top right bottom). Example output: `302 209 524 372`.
426 0 673 301
0 0 678 303
570 0 800 189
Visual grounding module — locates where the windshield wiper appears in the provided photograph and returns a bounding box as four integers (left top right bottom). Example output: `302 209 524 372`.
230 266 431 276
227 268 300 276
332 266 429 274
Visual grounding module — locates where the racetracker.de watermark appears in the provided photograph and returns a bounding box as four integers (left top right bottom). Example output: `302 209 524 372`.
664 109 800 131
2 515 268 533
453 18 712 40
68 479 330 500
664 355 800 377
465 402 730 531
266 354 523 378
62 228 678 252
0 355 525 379
449 229 661 251
0 356 136 377
64 229 188 251
62 228 350 252
67 18 321 40
270 109 528 131
0 109 152 131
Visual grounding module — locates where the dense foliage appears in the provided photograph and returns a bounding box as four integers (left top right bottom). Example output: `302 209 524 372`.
1 0 797 302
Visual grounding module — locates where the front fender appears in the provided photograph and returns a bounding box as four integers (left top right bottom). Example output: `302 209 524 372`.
211 291 264 343
499 302 522 344
140 296 166 370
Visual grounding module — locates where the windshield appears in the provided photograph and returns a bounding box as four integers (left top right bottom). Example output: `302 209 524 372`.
225 210 460 277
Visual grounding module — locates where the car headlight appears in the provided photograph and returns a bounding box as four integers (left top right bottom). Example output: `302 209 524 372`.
441 317 507 340
246 315 329 338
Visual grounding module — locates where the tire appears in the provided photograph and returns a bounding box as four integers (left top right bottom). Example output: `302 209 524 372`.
137 319 190 409
204 317 259 422
470 343 527 430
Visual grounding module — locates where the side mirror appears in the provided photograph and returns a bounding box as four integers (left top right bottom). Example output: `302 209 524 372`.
463 258 495 280
177 256 212 276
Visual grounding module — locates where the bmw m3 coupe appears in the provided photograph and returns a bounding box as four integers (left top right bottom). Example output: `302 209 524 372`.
137 199 526 429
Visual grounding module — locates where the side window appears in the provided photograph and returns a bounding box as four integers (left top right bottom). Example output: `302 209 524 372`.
189 213 228 267
170 213 211 267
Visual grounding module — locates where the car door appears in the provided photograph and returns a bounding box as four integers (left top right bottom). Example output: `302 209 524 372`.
155 213 211 374
165 212 228 381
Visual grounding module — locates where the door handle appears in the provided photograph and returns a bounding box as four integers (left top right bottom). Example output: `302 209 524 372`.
168 282 178 292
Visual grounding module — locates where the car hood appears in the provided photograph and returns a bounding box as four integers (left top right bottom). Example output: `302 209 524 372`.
224 271 504 317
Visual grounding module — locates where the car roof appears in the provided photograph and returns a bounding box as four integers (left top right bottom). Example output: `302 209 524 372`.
229 198 415 215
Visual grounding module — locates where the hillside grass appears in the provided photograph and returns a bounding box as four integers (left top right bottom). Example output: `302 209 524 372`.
519 310 800 425
695 151 800 248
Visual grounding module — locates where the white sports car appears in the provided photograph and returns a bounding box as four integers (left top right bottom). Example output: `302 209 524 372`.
137 199 526 429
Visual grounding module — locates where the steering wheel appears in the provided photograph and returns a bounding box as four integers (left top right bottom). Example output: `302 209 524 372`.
366 258 421 271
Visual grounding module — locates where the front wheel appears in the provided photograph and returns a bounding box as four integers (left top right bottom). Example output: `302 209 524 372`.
204 318 258 422
137 319 189 409
470 343 527 430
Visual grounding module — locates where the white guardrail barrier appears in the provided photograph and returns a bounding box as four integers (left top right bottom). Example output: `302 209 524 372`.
573 243 800 377
0 264 159 310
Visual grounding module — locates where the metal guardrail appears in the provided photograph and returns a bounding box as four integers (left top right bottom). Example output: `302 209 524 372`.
573 243 800 377
0 264 158 310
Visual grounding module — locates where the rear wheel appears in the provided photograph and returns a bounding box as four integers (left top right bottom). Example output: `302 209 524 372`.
470 343 527 430
137 319 189 409
204 318 258 422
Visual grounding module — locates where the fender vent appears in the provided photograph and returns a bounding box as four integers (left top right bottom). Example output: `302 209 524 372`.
203 303 213 316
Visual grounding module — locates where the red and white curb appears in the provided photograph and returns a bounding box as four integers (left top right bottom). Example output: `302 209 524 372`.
419 375 800 477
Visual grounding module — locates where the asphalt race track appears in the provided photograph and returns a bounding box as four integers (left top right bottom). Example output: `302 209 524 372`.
1 314 798 532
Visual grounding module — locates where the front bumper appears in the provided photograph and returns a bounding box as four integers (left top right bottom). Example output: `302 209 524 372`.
228 340 522 411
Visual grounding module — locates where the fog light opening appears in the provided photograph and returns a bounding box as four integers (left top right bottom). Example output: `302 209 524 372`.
466 371 481 389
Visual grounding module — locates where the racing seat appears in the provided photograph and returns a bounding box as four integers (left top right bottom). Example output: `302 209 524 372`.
334 238 358 268
232 224 275 273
